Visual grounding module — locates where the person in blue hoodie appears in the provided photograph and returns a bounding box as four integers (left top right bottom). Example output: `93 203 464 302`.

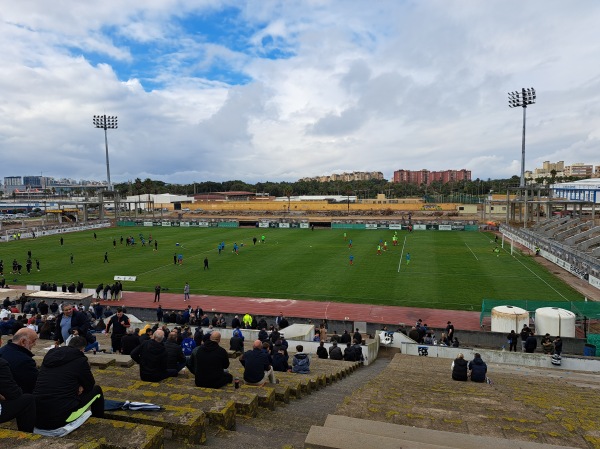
468 353 488 383
292 345 310 374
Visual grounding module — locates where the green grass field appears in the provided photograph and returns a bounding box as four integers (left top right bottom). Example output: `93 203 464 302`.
0 227 584 310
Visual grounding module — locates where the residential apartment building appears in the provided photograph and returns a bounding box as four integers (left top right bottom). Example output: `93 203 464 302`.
300 171 384 183
392 169 471 185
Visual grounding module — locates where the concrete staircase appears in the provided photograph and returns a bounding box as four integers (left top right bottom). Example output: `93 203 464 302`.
305 414 580 449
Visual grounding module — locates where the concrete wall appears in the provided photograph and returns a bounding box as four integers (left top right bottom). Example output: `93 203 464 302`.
399 342 600 373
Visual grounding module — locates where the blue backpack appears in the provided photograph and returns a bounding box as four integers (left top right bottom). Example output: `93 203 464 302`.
181 338 196 356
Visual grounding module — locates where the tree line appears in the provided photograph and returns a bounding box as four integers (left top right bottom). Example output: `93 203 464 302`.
112 175 579 200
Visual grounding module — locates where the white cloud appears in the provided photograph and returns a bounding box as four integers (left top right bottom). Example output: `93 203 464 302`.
0 0 599 185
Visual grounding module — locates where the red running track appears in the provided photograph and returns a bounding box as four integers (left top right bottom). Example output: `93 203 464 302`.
99 291 483 331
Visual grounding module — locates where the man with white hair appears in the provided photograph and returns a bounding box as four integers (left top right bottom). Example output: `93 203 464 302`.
130 329 177 382
0 328 38 393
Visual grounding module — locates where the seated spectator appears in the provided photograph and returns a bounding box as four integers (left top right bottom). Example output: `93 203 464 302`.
165 331 186 372
439 332 449 346
329 330 340 343
66 328 100 354
193 327 204 347
408 326 421 342
239 339 277 386
187 331 232 389
292 345 310 374
180 333 197 358
329 341 343 360
0 357 36 432
258 327 269 342
33 336 104 430
120 329 140 356
468 353 487 382
343 342 356 361
272 346 290 372
316 341 328 359
338 329 350 344
230 331 245 353
130 330 177 382
452 337 460 348
352 339 364 362
38 319 55 340
423 332 434 345
451 353 468 381
0 328 38 393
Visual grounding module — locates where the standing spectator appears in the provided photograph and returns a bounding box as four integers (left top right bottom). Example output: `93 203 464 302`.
525 332 538 353
0 357 36 432
468 353 487 382
316 341 328 359
541 333 554 354
353 328 362 344
451 353 468 381
507 330 518 352
105 307 130 353
520 324 531 352
445 321 455 342
33 336 104 430
130 330 177 382
553 336 563 356
187 332 232 389
156 305 164 322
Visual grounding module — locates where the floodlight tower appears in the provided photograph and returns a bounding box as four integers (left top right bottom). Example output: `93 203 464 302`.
93 114 118 191
508 88 536 188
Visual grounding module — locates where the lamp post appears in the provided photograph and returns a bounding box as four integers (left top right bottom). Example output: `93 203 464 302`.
508 88 536 188
93 115 118 191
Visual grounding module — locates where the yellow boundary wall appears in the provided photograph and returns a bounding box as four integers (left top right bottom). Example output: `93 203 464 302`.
167 200 459 213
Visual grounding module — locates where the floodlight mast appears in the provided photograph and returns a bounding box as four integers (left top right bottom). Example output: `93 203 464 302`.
508 88 536 188
92 115 118 192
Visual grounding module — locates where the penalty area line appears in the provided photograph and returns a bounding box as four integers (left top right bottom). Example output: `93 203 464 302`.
398 235 408 273
465 242 479 261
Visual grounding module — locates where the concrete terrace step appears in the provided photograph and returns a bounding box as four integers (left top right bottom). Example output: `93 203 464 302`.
1 417 163 449
95 368 259 419
0 429 101 449
304 414 581 449
333 353 600 449
98 383 236 430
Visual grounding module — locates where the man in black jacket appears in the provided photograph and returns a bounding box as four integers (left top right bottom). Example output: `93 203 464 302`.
105 307 130 353
130 330 177 382
164 331 186 372
33 336 104 430
187 331 232 389
0 357 36 432
0 328 38 393
54 304 89 347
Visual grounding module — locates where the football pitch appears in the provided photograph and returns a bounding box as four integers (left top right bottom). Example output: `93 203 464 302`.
1 227 584 311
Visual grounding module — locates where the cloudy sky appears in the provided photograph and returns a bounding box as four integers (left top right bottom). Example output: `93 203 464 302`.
1 0 599 185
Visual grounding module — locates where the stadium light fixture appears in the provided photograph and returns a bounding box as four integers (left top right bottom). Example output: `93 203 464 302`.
508 88 536 188
93 114 118 191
